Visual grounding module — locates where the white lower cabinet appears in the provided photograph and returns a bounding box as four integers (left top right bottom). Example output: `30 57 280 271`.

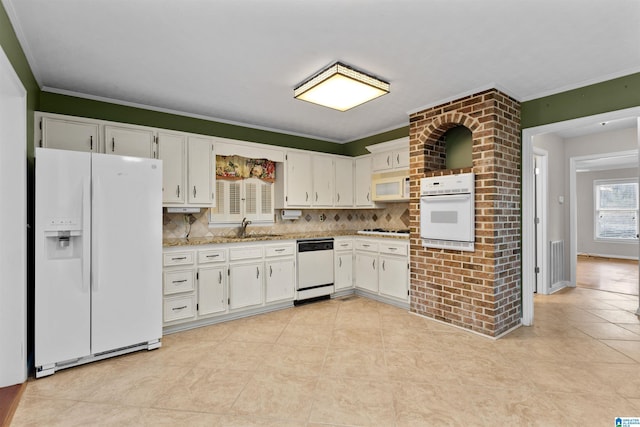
334 238 353 291
354 237 409 304
198 266 226 316
229 262 263 310
163 240 295 330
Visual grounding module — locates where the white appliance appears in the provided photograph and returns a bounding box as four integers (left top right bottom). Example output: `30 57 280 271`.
296 238 334 303
420 173 475 251
35 148 162 378
372 171 410 202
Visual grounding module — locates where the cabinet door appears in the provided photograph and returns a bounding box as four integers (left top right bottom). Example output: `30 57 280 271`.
355 252 377 292
372 152 393 172
229 262 263 309
42 117 98 152
379 255 409 301
187 136 216 205
286 152 312 206
335 251 353 291
334 158 354 207
105 126 155 158
355 156 374 207
158 132 185 204
394 148 410 169
312 155 334 206
265 259 295 303
198 266 226 316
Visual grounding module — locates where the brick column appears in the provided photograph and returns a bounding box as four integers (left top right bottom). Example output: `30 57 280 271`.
409 89 521 337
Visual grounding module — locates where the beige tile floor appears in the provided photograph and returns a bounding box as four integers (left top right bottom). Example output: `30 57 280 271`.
12 288 640 426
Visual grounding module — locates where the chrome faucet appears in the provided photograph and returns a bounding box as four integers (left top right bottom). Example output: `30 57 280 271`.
239 217 252 237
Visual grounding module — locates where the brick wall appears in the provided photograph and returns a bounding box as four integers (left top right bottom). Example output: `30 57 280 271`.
409 89 521 337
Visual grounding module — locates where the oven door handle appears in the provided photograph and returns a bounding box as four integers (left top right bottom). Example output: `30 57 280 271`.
421 194 471 202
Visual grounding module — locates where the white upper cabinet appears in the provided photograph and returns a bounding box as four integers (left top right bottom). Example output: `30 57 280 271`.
187 136 216 206
368 137 410 172
41 116 99 152
157 132 186 204
312 155 334 206
355 155 375 207
284 151 313 206
105 125 155 158
334 157 354 207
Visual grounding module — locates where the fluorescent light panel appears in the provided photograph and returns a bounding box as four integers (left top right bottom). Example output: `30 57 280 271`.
294 62 389 111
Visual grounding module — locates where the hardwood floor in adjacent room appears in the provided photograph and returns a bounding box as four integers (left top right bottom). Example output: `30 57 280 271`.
10 288 640 426
577 255 639 296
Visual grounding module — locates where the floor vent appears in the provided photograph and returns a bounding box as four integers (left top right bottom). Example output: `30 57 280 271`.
549 240 565 286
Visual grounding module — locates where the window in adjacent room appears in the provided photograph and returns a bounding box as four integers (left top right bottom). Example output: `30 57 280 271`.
594 178 639 241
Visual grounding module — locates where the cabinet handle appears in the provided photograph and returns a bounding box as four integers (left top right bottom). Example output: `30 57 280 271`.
176 185 180 197
315 192 318 201
388 247 398 251
171 256 187 260
256 267 260 279
218 271 222 284
362 244 370 247
372 259 376 269
397 154 400 165
367 192 370 202
111 137 115 152
337 193 340 202
172 279 187 284
193 186 197 198
305 192 308 201
90 135 93 151
387 155 390 166
339 257 342 267
270 265 273 277
206 254 219 258
172 305 187 311
382 260 386 271
275 248 285 252
340 243 348 247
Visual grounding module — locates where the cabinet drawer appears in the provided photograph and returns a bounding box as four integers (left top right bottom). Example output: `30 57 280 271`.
163 270 195 295
379 242 408 256
229 246 263 261
198 249 226 264
265 244 295 257
355 240 379 252
334 240 353 251
163 294 196 322
163 251 194 267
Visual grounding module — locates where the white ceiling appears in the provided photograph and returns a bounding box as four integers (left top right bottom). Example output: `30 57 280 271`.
4 0 640 143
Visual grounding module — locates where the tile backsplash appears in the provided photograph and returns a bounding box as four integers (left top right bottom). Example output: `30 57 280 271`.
163 203 410 239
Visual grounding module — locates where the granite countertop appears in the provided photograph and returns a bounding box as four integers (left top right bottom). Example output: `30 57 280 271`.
163 230 409 247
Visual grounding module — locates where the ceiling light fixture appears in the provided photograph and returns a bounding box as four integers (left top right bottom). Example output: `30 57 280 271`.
293 62 390 111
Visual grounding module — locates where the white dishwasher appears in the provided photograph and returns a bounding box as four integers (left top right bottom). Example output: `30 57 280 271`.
296 238 334 304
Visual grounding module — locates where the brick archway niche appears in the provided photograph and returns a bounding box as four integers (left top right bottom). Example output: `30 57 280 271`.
408 89 522 337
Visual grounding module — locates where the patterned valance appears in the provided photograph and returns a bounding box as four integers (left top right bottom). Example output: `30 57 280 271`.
216 155 276 183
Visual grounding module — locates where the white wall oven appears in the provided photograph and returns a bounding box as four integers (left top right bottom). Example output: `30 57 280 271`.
420 173 475 251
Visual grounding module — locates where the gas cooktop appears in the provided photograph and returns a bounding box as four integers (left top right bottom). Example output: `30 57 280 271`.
357 228 410 236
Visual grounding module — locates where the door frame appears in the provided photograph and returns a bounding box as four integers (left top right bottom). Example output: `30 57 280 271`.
533 147 548 294
522 106 640 326
0 45 27 387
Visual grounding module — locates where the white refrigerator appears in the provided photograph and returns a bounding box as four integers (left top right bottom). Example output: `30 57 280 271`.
35 147 162 378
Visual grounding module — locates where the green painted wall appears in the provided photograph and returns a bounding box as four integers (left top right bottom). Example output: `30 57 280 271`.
521 72 640 129
0 2 40 158
444 126 473 169
343 126 409 156
39 91 347 156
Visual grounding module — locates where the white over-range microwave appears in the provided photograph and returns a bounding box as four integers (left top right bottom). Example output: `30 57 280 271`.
372 171 410 202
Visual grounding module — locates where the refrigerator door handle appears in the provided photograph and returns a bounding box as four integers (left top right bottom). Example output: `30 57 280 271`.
92 177 100 292
82 177 91 292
